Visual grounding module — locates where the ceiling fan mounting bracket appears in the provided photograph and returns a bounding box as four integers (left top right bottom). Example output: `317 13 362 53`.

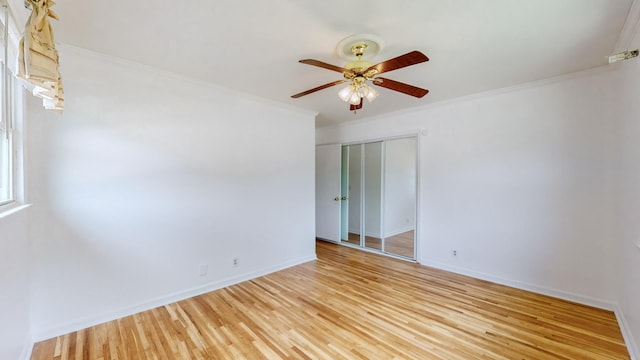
351 43 367 58
336 34 383 61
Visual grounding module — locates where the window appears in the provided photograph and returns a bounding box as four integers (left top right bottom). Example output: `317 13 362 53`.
0 69 12 205
0 5 19 208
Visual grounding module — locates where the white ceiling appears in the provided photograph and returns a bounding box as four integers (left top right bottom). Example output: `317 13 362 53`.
32 0 636 127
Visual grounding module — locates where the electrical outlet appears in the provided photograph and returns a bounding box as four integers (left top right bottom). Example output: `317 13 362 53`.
199 264 208 276
233 258 239 267
451 249 457 257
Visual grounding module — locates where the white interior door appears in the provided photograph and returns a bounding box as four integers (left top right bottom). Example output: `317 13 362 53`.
316 144 341 242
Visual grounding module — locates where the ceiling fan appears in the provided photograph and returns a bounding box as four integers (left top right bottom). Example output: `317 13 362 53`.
291 36 430 112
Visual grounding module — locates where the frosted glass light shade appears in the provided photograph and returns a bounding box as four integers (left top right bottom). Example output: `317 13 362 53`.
364 86 379 102
357 86 367 98
339 82 377 105
338 86 354 102
348 92 361 105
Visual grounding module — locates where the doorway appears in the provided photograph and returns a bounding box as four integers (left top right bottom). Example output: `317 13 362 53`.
340 137 417 260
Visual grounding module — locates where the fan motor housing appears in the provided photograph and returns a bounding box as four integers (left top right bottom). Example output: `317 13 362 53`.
345 60 373 71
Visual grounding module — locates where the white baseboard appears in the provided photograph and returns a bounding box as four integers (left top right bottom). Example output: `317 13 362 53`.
31 255 316 342
614 305 640 360
420 259 616 310
421 260 640 358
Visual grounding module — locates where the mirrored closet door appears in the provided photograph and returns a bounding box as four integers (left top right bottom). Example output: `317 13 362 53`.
341 144 361 247
340 137 417 260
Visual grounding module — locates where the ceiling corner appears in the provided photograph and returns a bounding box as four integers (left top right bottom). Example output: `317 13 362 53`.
614 0 640 52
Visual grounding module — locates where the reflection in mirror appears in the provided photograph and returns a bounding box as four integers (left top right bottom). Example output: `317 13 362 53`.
339 137 417 260
342 144 362 246
383 137 416 258
364 142 383 251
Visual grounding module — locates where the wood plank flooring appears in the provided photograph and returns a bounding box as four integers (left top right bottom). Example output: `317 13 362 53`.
31 241 630 359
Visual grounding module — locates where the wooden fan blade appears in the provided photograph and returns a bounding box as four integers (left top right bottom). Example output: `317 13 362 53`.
365 51 429 75
299 59 348 73
373 77 429 98
350 98 363 111
291 80 347 98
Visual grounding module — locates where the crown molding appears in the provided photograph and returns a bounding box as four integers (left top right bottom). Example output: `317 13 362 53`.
56 43 318 120
320 64 615 131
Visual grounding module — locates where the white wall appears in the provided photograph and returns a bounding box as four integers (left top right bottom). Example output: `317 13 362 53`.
0 208 30 359
27 46 316 340
611 28 640 358
317 66 619 306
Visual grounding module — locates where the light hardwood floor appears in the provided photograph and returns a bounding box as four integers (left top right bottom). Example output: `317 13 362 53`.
31 241 630 359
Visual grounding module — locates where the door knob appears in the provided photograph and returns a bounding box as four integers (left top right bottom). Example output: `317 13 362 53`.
334 197 340 201
341 196 347 200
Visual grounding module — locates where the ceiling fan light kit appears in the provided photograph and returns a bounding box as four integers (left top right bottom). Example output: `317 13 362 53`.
292 34 429 113
337 76 379 105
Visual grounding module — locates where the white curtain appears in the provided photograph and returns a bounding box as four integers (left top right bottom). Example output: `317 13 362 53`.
17 0 63 113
